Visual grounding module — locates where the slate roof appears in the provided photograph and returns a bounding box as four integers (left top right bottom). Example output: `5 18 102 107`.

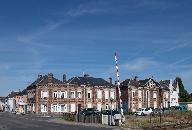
120 79 131 86
67 76 112 86
159 80 170 90
7 91 19 98
0 97 6 103
26 74 63 90
121 78 160 87
172 80 177 91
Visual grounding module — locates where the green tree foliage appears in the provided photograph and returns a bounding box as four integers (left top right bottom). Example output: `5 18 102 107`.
176 77 192 102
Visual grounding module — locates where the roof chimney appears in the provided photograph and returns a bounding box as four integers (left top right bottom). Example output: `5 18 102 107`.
48 73 53 83
63 74 67 83
109 77 112 85
84 74 89 78
134 76 138 81
38 74 42 79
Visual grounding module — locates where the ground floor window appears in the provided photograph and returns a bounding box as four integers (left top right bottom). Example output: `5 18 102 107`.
41 104 47 112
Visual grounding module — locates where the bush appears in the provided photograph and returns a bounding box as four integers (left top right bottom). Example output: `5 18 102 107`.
62 113 75 121
124 112 135 115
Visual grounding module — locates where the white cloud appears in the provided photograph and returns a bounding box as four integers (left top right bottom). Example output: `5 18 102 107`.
156 39 192 54
169 55 192 67
17 22 63 47
120 57 157 72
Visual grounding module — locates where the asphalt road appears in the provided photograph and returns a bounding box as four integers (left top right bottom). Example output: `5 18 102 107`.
0 112 119 130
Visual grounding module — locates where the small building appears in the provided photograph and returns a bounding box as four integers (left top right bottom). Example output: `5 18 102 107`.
5 91 18 112
15 90 28 114
179 102 192 111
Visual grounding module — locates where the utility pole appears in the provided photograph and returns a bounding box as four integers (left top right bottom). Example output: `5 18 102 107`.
114 53 124 124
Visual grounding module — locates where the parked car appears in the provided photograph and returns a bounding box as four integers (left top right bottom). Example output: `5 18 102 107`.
81 108 95 116
101 110 120 116
135 108 145 116
135 108 153 116
171 106 188 112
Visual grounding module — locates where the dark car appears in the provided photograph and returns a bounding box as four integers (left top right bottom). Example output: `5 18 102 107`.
81 108 95 116
101 110 120 116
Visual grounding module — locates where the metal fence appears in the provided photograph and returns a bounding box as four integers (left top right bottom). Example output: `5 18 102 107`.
124 111 192 129
63 113 102 124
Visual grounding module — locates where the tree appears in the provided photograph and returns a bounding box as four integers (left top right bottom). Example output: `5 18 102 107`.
175 77 191 102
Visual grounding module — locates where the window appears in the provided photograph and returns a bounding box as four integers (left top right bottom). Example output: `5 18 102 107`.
105 91 109 99
41 91 48 99
88 93 91 99
70 91 75 99
58 91 60 98
132 91 135 97
110 91 115 99
153 92 157 98
97 90 102 99
77 92 81 99
61 91 65 99
53 91 57 99
41 104 47 112
138 90 142 98
70 104 76 112
61 104 65 112
87 90 92 99
53 104 57 112
106 104 109 110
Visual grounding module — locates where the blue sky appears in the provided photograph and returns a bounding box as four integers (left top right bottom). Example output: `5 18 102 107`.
0 0 192 96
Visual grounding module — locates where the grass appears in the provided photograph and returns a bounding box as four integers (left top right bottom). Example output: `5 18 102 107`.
124 111 192 129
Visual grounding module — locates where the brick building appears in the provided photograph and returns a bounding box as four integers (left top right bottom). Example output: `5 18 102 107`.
26 73 116 114
120 77 173 112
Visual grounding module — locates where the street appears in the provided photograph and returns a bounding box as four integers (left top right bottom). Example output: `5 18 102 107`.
0 112 119 130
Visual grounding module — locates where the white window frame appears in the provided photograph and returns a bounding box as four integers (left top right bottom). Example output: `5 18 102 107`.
61 91 65 99
53 91 58 99
70 104 76 112
87 90 92 99
70 91 75 99
105 90 109 100
97 90 102 99
77 91 81 99
60 104 65 112
41 104 47 112
110 91 115 99
153 92 157 98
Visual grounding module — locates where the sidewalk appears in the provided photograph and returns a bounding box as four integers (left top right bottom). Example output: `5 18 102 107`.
47 118 121 129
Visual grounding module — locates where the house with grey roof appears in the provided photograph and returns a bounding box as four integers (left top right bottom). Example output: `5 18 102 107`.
120 77 171 112
26 73 116 114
